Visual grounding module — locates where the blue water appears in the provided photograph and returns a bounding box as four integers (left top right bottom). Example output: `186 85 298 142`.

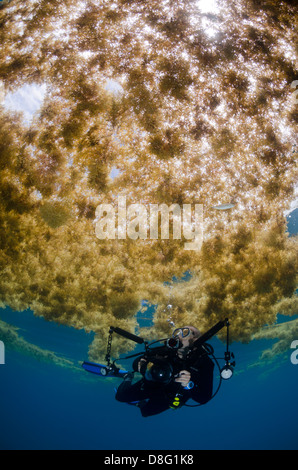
0 307 297 450
0 210 297 450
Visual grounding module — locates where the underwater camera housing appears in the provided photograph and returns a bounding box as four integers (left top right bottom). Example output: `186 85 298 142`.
144 359 174 385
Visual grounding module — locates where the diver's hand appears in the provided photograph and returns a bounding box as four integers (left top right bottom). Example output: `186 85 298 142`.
138 358 148 373
175 370 191 387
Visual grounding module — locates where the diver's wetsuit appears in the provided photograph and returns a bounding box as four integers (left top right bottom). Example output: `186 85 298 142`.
115 344 214 417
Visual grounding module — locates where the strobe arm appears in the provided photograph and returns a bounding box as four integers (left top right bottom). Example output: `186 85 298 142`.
193 318 229 348
110 327 145 345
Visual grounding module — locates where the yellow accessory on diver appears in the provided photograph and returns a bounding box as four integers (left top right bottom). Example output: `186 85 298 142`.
169 395 181 410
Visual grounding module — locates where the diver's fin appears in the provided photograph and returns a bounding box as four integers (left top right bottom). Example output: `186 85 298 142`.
82 361 128 378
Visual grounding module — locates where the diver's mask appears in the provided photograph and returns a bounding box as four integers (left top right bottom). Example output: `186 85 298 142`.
166 327 191 349
173 328 192 338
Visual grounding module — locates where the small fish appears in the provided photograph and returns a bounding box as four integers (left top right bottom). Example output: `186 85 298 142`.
212 203 235 211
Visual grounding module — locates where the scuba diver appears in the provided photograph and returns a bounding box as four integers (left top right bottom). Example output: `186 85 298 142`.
115 326 215 417
82 319 235 418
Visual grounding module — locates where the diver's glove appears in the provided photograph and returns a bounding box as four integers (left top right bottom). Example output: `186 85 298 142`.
123 372 134 382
